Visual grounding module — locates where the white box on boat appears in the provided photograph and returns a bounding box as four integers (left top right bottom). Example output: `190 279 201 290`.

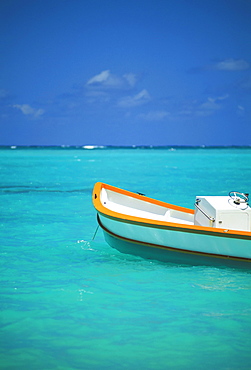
194 196 251 232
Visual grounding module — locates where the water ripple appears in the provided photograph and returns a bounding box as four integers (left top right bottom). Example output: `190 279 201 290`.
0 185 92 194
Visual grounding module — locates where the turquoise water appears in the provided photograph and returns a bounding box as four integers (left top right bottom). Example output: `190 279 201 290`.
1 146 251 369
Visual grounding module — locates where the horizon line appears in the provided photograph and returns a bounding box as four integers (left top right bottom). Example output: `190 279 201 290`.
1 144 251 150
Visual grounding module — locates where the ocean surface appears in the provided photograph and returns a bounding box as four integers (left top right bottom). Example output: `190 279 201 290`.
1 146 251 370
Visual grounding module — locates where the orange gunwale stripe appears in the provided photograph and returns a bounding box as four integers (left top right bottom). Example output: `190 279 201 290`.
98 216 251 263
93 182 251 240
93 182 194 213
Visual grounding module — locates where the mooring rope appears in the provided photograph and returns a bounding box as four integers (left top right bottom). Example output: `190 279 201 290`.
92 224 100 240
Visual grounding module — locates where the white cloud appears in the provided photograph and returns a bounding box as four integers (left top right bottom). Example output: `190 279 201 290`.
213 94 229 101
13 104 44 118
190 59 250 73
138 110 170 121
85 90 110 103
123 73 137 87
87 70 110 85
177 95 229 118
196 100 221 116
237 105 245 116
195 95 228 116
118 89 151 108
213 59 249 71
86 70 137 89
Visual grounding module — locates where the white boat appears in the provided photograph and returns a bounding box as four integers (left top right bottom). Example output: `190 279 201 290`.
92 182 251 268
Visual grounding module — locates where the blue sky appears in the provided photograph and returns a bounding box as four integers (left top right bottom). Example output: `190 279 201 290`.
1 0 251 146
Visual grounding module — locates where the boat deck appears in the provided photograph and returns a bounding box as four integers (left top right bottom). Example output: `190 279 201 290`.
104 200 194 225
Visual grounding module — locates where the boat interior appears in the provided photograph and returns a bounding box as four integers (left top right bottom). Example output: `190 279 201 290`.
101 188 194 225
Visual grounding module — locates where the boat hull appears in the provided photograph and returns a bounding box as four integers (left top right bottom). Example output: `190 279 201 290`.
98 214 251 268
